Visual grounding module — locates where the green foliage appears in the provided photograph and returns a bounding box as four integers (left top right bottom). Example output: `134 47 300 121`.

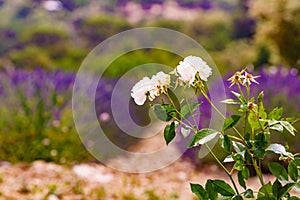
222 115 241 131
9 46 54 69
185 11 232 51
190 183 208 200
164 121 176 145
269 162 289 181
147 67 300 199
188 129 220 148
221 135 232 152
153 104 177 122
250 0 300 67
75 14 132 48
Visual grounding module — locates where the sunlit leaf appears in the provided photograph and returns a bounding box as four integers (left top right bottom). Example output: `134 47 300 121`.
188 129 220 148
221 99 241 105
222 115 241 131
268 107 283 120
180 125 191 138
266 144 288 156
231 91 246 104
280 121 295 136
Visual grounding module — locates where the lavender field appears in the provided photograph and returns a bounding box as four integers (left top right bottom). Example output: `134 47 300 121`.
0 66 299 164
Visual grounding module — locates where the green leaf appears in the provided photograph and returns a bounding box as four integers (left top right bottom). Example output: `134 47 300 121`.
254 133 268 159
272 179 282 199
254 132 268 149
269 123 284 132
222 115 241 131
248 110 261 130
180 102 201 120
231 91 246 104
180 125 191 138
280 121 295 136
212 180 235 196
257 197 276 200
188 129 220 148
241 166 250 179
258 181 272 198
233 160 244 171
221 135 232 152
279 183 295 198
220 99 241 105
220 197 231 200
289 196 300 200
269 162 289 181
190 183 209 200
294 158 300 166
258 91 264 102
232 195 243 200
245 133 253 148
258 101 267 120
244 189 254 198
153 104 176 122
268 107 283 120
233 154 244 171
238 171 246 189
164 122 176 145
205 180 217 200
233 141 246 153
223 155 234 163
244 150 252 164
266 144 288 156
254 148 266 160
288 160 298 182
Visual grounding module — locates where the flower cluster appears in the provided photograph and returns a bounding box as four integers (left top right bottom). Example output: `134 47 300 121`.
228 68 260 87
131 56 212 105
131 71 171 105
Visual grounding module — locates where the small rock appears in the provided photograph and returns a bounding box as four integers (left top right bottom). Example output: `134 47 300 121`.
72 164 113 183
48 194 59 200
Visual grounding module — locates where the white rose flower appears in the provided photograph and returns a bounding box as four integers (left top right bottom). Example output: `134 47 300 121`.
131 72 171 106
151 71 171 95
176 55 212 84
131 77 156 105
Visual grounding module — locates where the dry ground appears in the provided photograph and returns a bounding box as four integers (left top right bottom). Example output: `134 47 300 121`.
0 158 292 200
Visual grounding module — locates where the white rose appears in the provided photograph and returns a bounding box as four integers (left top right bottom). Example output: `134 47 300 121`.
131 77 156 105
176 56 212 84
131 72 171 106
151 71 171 95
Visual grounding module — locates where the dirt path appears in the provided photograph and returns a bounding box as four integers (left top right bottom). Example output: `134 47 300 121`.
1 159 293 200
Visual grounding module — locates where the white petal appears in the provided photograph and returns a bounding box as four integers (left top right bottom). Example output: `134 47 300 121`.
131 77 155 105
176 61 197 84
151 71 171 86
184 56 212 81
